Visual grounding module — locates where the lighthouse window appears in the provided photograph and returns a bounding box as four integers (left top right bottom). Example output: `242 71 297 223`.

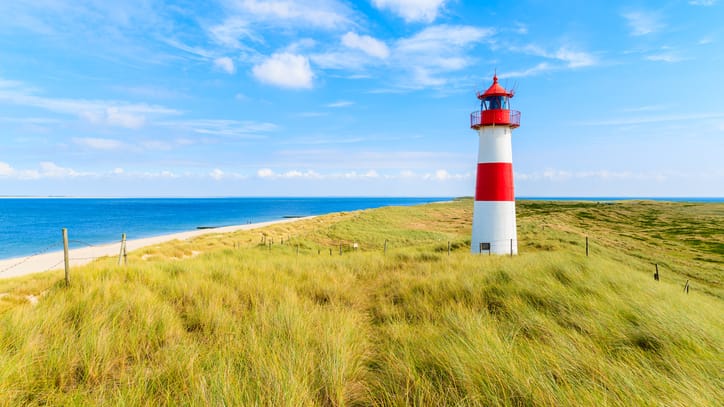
487 96 505 110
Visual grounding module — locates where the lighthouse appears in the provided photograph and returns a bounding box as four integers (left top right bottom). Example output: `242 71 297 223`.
469 74 520 255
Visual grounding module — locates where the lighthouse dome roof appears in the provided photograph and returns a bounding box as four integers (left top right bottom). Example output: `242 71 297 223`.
478 74 513 98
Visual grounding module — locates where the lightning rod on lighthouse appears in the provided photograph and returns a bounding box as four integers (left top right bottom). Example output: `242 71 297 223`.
469 74 520 255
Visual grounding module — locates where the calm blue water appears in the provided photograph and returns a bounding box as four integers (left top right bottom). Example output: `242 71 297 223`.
0 197 449 260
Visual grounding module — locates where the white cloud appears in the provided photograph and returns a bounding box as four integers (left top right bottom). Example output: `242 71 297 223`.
256 168 322 179
210 168 224 180
0 162 13 176
394 25 494 87
622 11 662 36
106 107 147 128
214 57 236 74
372 0 448 23
553 48 597 68
0 161 92 180
397 25 492 53
689 0 716 5
422 169 468 181
257 168 274 178
342 32 390 58
113 168 124 175
39 161 80 178
313 24 493 88
73 137 124 150
252 53 313 89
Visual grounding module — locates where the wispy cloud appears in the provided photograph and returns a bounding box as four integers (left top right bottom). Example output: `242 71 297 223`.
0 77 180 129
520 45 597 68
255 167 469 181
227 0 353 29
498 63 551 79
73 137 125 151
208 17 259 49
516 169 669 182
160 119 277 139
645 52 685 63
341 32 389 58
326 100 354 108
688 0 717 6
622 11 663 36
576 112 724 126
499 44 597 78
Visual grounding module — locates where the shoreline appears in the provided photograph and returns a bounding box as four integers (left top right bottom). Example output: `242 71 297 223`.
0 217 313 280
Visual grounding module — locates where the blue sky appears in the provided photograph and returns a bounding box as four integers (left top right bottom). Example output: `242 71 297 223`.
1 0 722 197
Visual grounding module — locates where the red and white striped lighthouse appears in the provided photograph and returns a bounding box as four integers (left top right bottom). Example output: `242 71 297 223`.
469 74 520 254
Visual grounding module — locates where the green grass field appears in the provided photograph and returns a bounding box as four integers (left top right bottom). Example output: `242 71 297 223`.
0 199 722 406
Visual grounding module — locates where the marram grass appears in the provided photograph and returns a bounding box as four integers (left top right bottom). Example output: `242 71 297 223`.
0 199 722 406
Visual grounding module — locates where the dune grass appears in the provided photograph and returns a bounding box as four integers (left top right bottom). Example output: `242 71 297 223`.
0 199 722 405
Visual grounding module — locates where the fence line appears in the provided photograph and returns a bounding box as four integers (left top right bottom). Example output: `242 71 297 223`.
3 228 699 298
1 230 127 280
0 241 63 275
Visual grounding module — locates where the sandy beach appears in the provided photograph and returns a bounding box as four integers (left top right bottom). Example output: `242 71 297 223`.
0 217 311 280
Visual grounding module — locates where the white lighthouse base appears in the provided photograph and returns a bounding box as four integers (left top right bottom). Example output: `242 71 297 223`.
471 201 518 255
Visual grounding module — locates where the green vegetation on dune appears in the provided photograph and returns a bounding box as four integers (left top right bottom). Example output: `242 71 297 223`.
0 200 722 405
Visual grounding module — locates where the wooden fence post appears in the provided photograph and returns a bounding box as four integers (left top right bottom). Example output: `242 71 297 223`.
510 239 513 257
586 236 589 257
654 264 659 281
62 228 70 286
684 280 690 294
447 241 451 256
118 233 127 266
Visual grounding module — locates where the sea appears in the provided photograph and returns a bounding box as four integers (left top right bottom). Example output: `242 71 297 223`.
0 197 450 260
1 196 721 260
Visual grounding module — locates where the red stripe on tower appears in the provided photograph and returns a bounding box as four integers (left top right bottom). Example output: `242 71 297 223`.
475 163 514 201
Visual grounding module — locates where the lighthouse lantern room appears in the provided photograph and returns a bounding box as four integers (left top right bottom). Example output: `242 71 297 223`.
469 75 520 255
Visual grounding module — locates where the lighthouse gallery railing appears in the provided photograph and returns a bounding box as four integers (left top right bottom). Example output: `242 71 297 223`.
470 110 520 129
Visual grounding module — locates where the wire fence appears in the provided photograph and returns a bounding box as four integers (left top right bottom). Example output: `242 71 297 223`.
0 230 125 280
0 241 63 275
1 227 696 296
